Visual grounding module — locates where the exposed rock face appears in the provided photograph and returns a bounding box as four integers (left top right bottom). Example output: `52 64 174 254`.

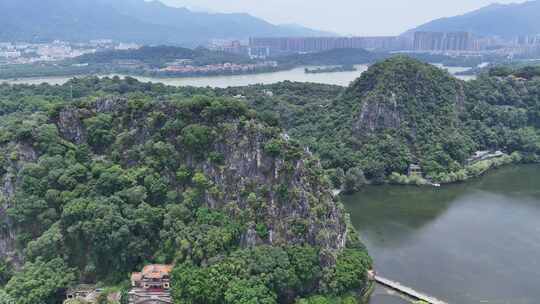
0 143 38 266
198 123 346 250
9 97 348 255
57 106 87 144
56 97 128 144
352 92 403 136
347 57 466 140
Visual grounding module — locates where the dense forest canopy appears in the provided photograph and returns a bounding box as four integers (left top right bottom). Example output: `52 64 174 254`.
0 76 370 304
74 46 255 68
219 57 540 187
0 56 539 303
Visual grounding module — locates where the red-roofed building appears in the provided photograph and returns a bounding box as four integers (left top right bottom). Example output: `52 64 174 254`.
128 265 173 304
131 264 173 290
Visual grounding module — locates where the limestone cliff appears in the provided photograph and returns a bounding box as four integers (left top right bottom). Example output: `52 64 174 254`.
0 142 38 267
346 56 466 140
0 96 353 275
53 98 347 251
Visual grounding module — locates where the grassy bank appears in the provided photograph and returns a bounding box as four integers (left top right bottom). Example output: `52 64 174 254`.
388 152 538 186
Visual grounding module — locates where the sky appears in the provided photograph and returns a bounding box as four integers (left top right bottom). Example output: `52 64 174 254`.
160 0 528 36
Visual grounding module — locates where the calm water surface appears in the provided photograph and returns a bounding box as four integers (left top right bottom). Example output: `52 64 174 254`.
0 65 368 87
0 64 473 88
343 165 540 304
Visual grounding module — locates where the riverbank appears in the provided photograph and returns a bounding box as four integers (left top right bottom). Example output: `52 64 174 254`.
0 63 289 81
305 65 357 74
387 152 538 187
0 62 475 88
343 164 540 304
333 153 538 195
361 280 376 304
0 65 370 88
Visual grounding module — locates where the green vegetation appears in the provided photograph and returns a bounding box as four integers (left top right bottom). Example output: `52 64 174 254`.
5 258 76 304
461 61 540 78
278 48 380 67
222 57 540 186
75 46 252 68
0 81 370 303
0 45 499 80
1 55 539 303
388 173 428 186
487 64 540 79
407 52 504 68
0 46 280 79
305 65 357 74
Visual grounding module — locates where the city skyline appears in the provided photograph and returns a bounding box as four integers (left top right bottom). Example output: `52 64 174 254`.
161 0 529 36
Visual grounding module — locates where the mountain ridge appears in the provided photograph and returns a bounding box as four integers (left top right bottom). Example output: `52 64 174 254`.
0 0 328 46
0 80 371 303
405 0 540 38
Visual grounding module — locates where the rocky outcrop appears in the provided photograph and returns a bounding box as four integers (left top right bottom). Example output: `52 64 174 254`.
198 122 346 250
0 143 38 266
347 56 466 141
56 106 87 144
352 92 403 136
20 98 348 253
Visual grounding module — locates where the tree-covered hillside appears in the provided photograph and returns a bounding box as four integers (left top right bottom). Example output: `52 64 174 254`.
276 48 381 67
0 78 370 303
75 46 254 68
0 46 273 80
0 56 539 301
224 57 540 188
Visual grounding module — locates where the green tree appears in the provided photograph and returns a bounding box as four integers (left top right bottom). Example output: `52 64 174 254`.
224 279 277 304
0 259 13 286
6 258 76 304
181 124 213 153
84 114 116 151
343 167 367 194
0 289 15 304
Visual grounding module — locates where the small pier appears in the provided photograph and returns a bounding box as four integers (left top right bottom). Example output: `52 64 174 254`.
374 275 449 304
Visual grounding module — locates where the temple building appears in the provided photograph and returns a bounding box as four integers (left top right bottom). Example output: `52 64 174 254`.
407 164 423 177
128 264 174 304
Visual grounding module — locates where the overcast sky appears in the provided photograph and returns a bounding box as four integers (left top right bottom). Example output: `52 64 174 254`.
160 0 527 36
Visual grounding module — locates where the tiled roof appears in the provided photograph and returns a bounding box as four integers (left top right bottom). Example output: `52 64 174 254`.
141 264 173 279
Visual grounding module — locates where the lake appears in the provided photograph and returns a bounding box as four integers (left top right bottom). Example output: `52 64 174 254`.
0 64 473 88
343 165 540 304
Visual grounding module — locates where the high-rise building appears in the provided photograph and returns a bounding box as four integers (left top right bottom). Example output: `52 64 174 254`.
248 36 412 56
517 35 540 46
413 32 474 51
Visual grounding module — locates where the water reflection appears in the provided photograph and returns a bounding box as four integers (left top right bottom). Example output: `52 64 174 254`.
344 165 540 304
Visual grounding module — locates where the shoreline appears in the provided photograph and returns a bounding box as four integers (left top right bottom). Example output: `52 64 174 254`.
0 62 475 86
335 156 538 194
342 164 540 304
0 67 292 83
0 65 359 87
387 152 536 187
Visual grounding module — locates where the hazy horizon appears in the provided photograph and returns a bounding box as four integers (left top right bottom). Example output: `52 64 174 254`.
160 0 529 36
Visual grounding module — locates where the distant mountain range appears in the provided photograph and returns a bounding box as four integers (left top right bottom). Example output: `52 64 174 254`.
0 0 330 46
406 0 540 38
